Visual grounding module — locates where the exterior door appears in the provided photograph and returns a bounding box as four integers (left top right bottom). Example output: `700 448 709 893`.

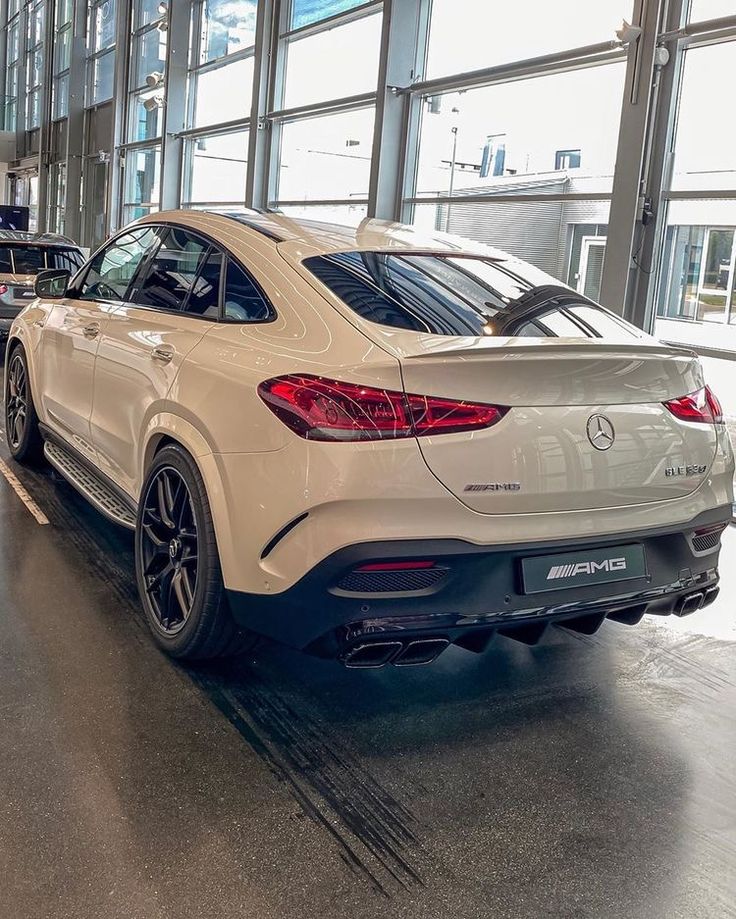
577 237 607 302
91 227 222 497
696 228 735 323
37 226 157 460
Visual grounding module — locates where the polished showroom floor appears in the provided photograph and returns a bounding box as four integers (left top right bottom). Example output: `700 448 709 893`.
0 430 734 919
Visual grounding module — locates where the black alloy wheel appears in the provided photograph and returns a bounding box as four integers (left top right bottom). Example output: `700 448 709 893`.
139 466 199 635
4 345 43 463
135 444 256 659
6 350 28 451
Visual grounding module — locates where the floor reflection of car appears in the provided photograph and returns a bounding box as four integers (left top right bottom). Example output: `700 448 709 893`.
0 231 85 341
4 211 734 668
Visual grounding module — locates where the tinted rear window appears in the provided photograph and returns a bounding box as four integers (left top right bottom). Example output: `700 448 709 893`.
47 248 85 272
0 244 84 275
10 246 44 274
304 252 641 340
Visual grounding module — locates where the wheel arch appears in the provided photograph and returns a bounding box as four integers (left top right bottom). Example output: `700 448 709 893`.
140 414 214 487
139 415 238 591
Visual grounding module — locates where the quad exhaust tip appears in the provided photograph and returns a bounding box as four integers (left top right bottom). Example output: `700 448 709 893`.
675 590 707 617
342 637 449 669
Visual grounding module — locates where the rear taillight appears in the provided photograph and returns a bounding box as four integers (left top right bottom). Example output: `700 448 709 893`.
0 285 7 295
663 386 723 425
257 374 508 442
705 385 724 423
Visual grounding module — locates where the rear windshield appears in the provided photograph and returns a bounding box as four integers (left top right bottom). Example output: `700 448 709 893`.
0 244 84 275
303 251 641 339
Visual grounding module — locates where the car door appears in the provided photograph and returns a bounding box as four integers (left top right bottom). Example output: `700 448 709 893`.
36 226 157 461
90 226 222 497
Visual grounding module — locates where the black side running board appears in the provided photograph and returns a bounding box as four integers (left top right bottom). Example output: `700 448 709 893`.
43 439 136 530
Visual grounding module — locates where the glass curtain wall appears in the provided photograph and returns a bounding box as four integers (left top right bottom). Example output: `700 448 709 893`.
265 0 382 225
4 6 21 131
86 0 116 105
180 0 257 207
120 0 168 222
25 0 45 131
52 0 72 119
402 0 633 302
654 35 736 356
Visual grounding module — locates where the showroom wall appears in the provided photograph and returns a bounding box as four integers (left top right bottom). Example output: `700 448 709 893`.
1 0 735 361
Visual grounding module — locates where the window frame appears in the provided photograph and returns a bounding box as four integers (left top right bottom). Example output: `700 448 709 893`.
72 222 276 324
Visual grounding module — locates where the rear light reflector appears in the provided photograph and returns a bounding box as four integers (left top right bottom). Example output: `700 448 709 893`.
693 523 728 537
691 523 728 553
257 374 509 441
356 560 436 571
663 386 723 424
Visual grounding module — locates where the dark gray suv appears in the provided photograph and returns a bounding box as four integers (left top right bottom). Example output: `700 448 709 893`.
0 231 85 339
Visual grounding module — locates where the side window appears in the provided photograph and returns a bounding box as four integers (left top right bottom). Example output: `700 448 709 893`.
131 227 209 312
0 248 11 273
79 228 157 301
223 260 271 322
185 249 222 318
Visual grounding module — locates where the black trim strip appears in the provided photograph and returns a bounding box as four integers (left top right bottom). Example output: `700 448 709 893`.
260 512 309 559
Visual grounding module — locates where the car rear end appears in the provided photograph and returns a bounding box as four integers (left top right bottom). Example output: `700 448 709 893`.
0 236 85 341
226 238 734 666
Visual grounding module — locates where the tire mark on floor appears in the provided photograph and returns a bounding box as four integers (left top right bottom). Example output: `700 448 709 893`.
0 432 426 898
193 665 426 897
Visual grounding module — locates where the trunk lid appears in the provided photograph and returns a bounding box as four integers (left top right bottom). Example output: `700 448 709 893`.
399 337 716 514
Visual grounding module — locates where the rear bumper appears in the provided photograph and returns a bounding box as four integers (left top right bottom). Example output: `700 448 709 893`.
226 505 731 657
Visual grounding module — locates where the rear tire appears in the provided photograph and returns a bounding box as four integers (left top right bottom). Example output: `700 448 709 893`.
5 344 44 465
135 444 258 660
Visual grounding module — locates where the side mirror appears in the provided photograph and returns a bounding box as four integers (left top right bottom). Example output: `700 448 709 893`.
34 268 71 299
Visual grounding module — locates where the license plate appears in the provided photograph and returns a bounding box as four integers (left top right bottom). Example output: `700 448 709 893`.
521 544 647 594
14 288 34 299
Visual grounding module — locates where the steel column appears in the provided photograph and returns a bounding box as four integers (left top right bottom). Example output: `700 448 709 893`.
598 0 665 315
160 0 190 210
62 0 88 242
628 0 689 332
368 0 428 219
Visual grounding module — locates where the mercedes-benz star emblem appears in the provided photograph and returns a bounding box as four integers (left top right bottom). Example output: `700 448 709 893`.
586 414 615 451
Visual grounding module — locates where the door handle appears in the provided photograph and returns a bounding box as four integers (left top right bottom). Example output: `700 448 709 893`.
151 346 174 364
83 322 100 339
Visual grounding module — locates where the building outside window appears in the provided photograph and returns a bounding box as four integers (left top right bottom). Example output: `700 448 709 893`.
555 149 582 170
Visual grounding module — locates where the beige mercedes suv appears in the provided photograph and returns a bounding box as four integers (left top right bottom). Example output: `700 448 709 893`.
5 210 734 665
